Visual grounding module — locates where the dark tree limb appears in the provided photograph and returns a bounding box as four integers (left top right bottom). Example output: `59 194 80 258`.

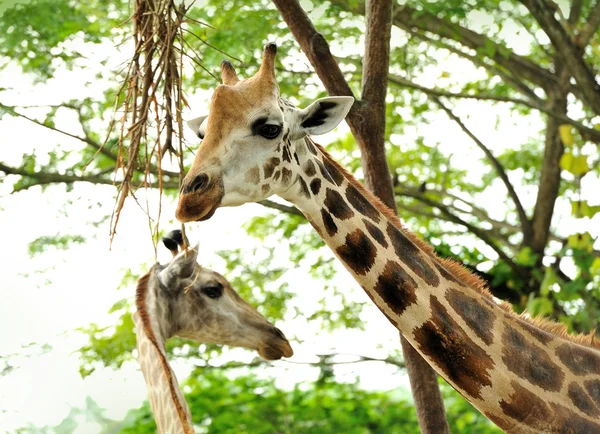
432 97 532 243
520 0 600 114
398 187 525 278
331 0 560 91
272 1 449 432
0 102 182 178
578 0 600 47
257 200 303 217
0 103 119 162
530 88 568 255
0 163 179 191
386 73 600 142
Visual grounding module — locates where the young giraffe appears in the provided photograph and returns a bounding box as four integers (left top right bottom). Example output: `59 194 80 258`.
175 44 600 433
133 229 293 433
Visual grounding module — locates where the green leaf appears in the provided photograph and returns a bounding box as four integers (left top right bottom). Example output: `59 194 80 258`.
515 247 539 267
560 153 589 176
567 232 594 252
558 124 574 147
540 267 557 296
591 258 600 276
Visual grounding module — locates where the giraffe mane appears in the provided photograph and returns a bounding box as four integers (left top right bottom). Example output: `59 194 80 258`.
135 270 195 433
313 140 600 350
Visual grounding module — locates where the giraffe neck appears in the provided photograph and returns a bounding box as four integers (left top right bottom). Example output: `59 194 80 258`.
281 137 600 434
134 272 194 434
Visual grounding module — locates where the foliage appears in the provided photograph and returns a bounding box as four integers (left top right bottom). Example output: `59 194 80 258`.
118 370 500 434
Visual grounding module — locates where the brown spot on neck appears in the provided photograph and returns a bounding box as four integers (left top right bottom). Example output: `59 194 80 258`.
413 296 494 399
320 209 337 236
555 343 600 376
502 325 564 392
446 288 495 345
324 189 354 220
336 229 377 276
414 296 494 399
386 223 440 287
303 159 316 177
373 260 417 317
310 178 321 196
363 219 388 248
500 381 600 433
346 183 380 223
568 382 600 417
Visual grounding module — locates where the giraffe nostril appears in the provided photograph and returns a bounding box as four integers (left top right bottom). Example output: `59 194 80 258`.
190 173 209 193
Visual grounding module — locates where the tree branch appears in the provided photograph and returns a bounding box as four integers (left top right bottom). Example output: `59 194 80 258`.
530 89 567 255
257 199 304 217
272 1 449 431
331 0 560 91
1 102 182 178
398 187 526 278
270 0 356 99
386 73 600 142
0 103 120 162
192 352 406 371
520 0 600 114
432 97 533 242
0 163 179 191
578 0 600 47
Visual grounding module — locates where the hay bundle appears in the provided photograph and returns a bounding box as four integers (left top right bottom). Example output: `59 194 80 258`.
109 0 201 247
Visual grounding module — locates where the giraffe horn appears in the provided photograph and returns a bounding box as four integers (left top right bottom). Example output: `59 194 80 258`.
257 42 277 82
221 60 239 85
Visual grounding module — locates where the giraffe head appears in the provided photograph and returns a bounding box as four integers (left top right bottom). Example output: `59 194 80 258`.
176 43 354 222
138 230 293 360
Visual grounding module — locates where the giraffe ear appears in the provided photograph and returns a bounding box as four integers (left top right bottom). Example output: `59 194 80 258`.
158 244 199 288
293 96 354 138
187 115 208 139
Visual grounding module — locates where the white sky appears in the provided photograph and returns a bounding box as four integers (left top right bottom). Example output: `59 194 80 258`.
1 3 599 433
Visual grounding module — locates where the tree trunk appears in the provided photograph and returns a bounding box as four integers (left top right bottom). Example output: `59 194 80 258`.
271 0 449 431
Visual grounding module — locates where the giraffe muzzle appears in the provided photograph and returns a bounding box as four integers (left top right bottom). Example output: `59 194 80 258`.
258 326 294 360
176 172 224 223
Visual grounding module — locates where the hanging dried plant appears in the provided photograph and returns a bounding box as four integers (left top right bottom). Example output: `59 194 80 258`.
108 0 206 250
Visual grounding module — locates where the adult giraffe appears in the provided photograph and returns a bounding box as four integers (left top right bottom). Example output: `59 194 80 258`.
133 230 293 433
176 44 600 433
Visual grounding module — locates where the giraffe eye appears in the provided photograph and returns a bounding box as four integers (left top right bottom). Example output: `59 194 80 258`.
259 124 281 139
202 284 223 299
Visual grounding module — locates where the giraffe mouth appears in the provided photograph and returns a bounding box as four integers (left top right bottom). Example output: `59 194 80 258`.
258 340 294 360
176 182 224 223
195 203 219 221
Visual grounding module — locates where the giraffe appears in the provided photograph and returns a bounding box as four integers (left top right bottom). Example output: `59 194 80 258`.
133 229 294 433
174 43 600 433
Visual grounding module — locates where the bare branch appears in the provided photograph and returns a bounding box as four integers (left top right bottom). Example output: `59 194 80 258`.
432 97 532 241
386 73 600 142
192 352 406 371
0 103 119 161
398 187 526 278
520 0 600 114
270 0 356 99
578 0 600 47
0 163 179 192
258 200 304 217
